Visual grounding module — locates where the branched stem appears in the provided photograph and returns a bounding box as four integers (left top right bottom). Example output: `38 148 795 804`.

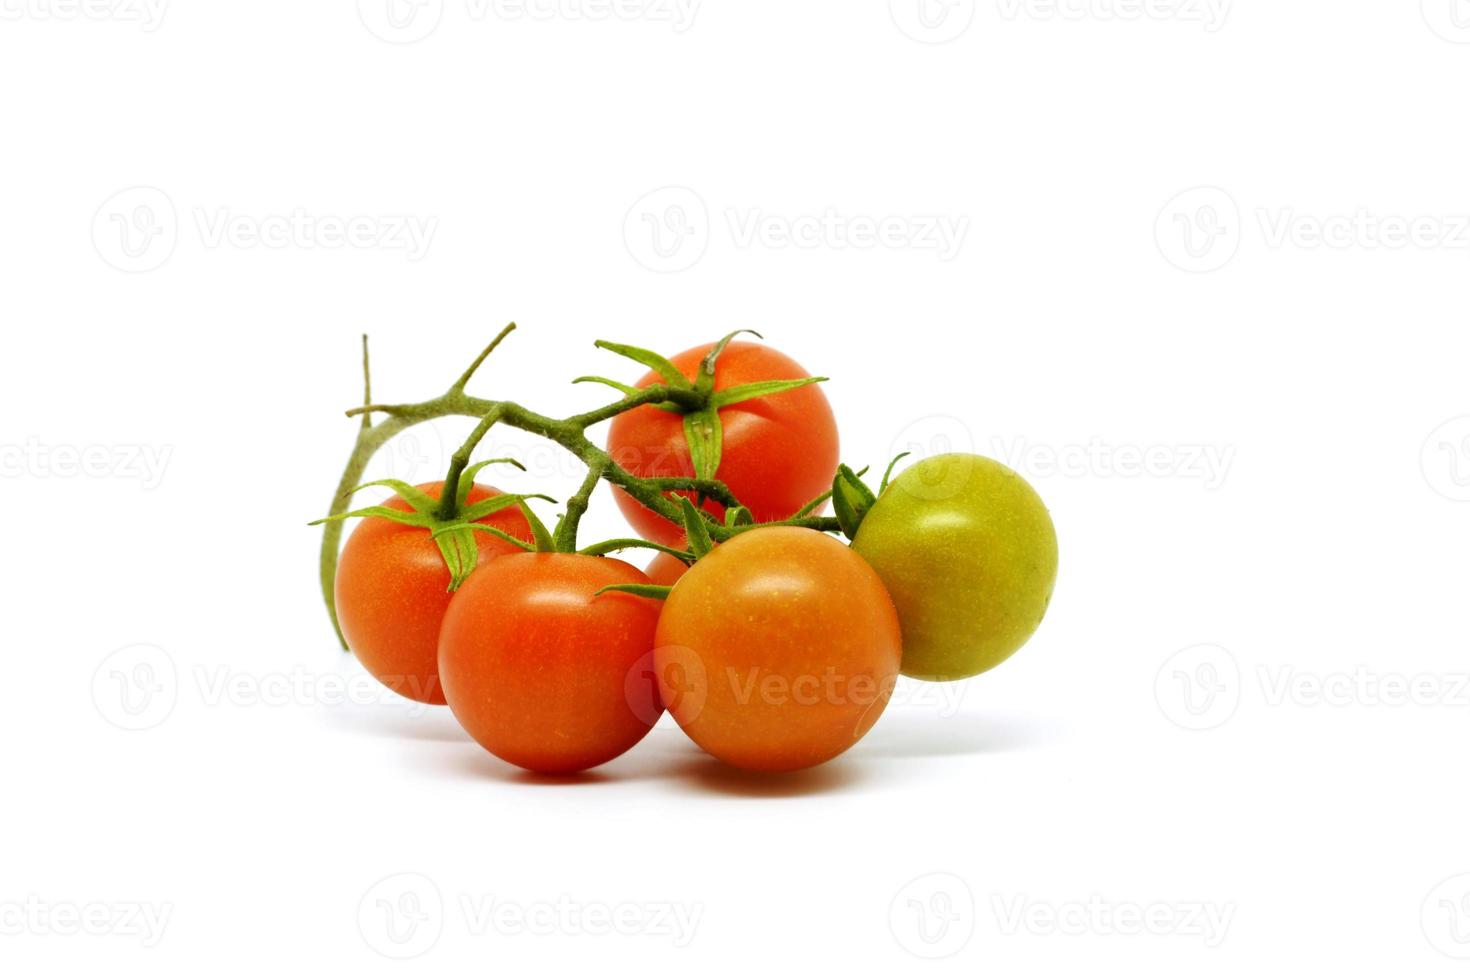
318 328 840 647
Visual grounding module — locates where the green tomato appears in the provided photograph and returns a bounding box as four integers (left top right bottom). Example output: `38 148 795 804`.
851 453 1057 681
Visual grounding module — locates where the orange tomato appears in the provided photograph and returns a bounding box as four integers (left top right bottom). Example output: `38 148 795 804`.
654 527 902 772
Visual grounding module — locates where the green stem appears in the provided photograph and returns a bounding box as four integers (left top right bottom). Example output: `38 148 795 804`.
555 461 605 553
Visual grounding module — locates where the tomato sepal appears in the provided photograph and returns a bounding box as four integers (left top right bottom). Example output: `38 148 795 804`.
879 452 911 493
831 464 878 539
677 497 715 557
710 376 828 409
594 340 690 389
681 406 723 482
693 329 762 396
594 583 674 601
577 538 696 563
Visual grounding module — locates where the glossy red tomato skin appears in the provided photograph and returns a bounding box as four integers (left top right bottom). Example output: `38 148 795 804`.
438 554 663 774
606 342 839 545
645 549 692 587
654 527 902 772
335 482 532 705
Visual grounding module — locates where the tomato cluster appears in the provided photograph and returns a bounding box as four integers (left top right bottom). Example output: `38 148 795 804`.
322 335 1057 776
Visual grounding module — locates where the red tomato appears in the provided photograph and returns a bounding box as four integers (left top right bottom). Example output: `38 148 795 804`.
606 342 839 545
654 527 902 772
438 554 662 774
335 482 531 705
645 549 693 587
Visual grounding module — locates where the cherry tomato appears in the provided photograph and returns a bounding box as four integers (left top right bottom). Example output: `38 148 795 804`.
606 341 839 545
438 554 662 774
654 527 901 772
851 453 1057 681
644 550 692 587
335 482 532 705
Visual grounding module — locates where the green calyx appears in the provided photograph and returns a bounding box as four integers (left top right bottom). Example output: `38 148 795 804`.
585 329 828 483
831 452 910 539
310 458 553 592
437 497 694 563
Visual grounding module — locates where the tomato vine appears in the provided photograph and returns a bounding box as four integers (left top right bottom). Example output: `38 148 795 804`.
317 323 842 647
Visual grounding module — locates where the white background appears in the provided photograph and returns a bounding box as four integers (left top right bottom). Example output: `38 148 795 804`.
3 1 1469 976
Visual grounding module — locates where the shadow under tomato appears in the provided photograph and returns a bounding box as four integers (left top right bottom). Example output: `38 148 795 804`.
667 756 870 798
853 708 1071 759
317 701 470 743
431 747 629 785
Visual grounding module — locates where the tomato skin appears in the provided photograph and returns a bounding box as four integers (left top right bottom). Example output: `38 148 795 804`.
654 527 901 772
335 482 532 705
438 554 662 774
606 342 839 545
851 454 1058 681
644 549 692 587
